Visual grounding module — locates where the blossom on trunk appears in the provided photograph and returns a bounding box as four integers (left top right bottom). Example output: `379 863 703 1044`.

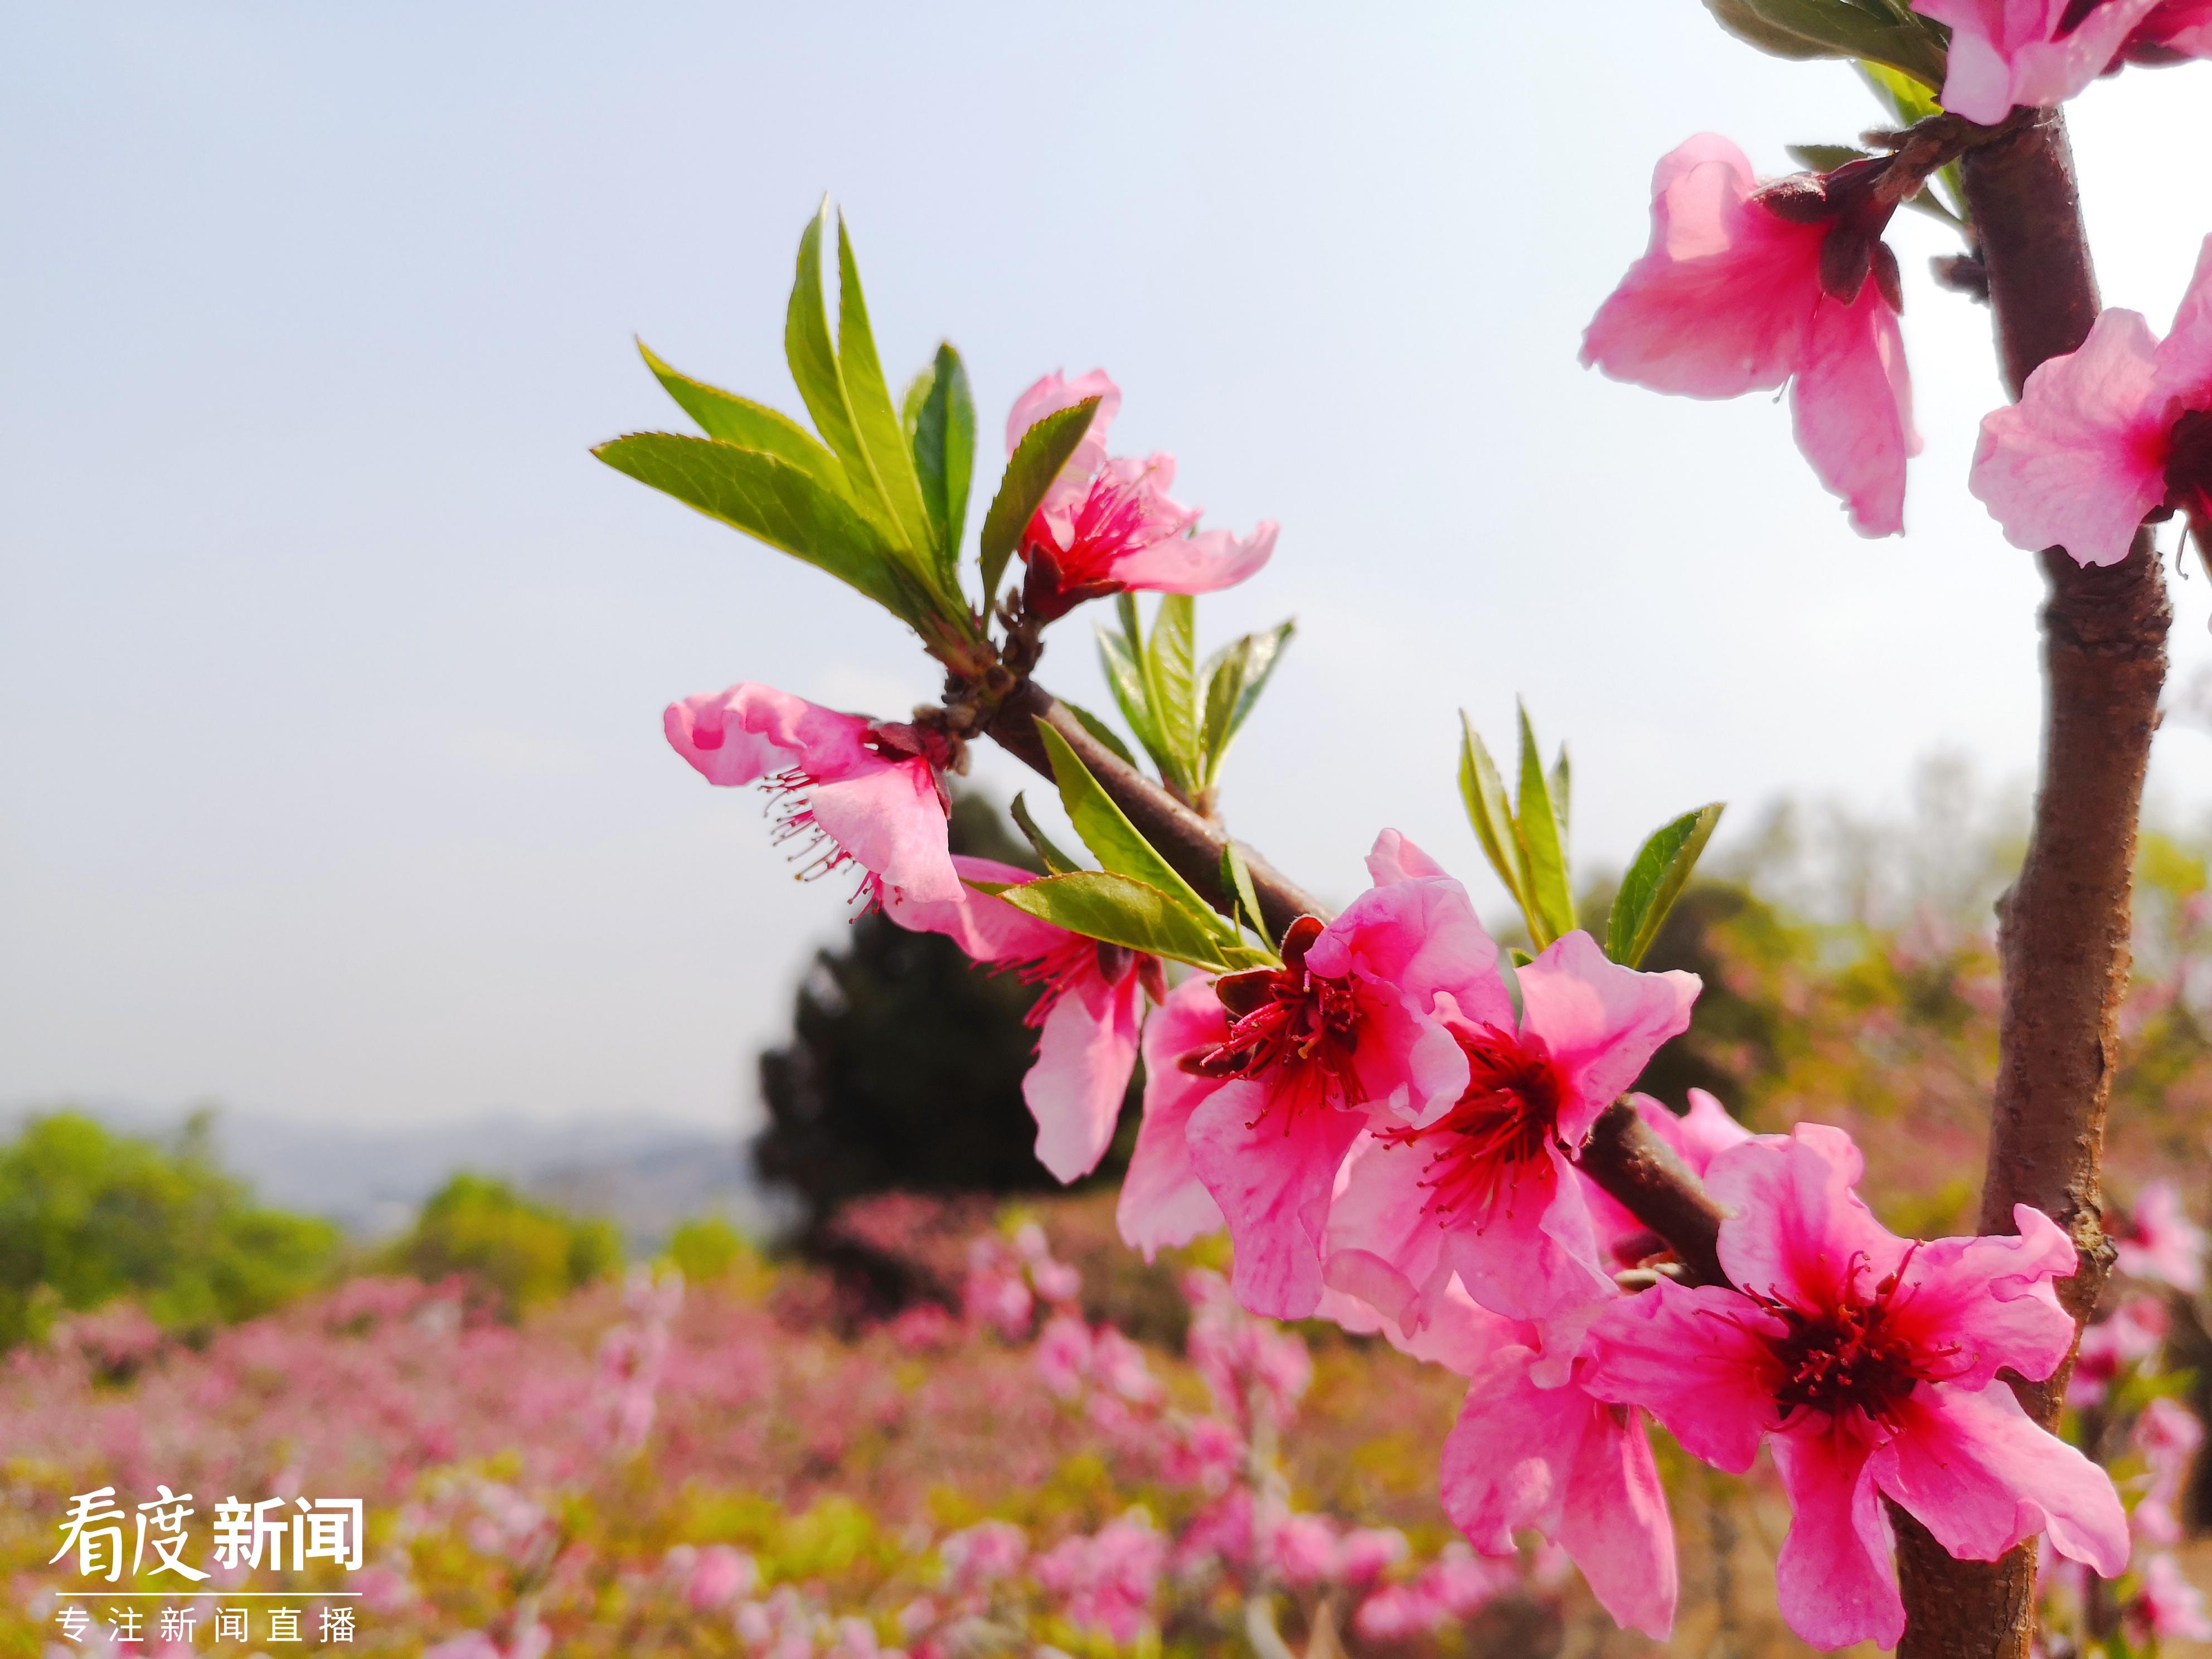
664 682 961 902
1582 1124 2128 1651
880 855 1156 1181
2114 1179 2207 1290
1008 371 1277 621
1323 932 1700 1327
1177 833 1501 1320
1968 236 2212 566
1582 136 1920 537
1913 0 2164 123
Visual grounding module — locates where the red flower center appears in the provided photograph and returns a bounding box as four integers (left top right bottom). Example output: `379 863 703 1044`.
1746 1249 1946 1426
1019 465 1179 620
1377 1025 1566 1229
1183 917 1365 1125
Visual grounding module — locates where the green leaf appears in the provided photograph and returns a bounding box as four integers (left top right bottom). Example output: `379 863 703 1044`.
1199 619 1295 788
591 434 916 620
1458 713 1531 919
1701 0 1948 90
1511 705 1576 948
1061 698 1139 772
1097 618 1171 776
977 399 1100 611
784 204 875 528
1784 142 1872 173
1144 594 1200 792
1035 721 1230 940
903 342 976 571
1605 803 1725 968
979 871 1231 970
1550 747 1572 844
1009 791 1082 875
1218 842 1270 953
833 215 939 566
637 343 854 503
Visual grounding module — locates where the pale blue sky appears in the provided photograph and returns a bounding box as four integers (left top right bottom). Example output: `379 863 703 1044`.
6 4 2212 1132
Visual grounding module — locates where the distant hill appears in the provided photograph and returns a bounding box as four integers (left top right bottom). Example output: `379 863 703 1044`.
1 1102 792 1250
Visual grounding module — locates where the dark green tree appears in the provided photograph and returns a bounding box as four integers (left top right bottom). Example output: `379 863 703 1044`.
755 794 1131 1227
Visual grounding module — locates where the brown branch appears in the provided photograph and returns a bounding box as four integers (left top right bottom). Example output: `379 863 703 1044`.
983 678 1333 942
1892 109 2172 1659
1576 1100 1728 1288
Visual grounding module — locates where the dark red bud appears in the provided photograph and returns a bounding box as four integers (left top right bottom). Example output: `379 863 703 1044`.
1871 240 1904 316
1096 941 1135 983
1137 955 1167 1005
1753 176 1832 224
1819 228 1874 305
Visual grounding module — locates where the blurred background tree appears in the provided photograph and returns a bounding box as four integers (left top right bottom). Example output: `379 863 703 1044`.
0 1109 337 1348
754 793 1138 1234
382 1171 620 1316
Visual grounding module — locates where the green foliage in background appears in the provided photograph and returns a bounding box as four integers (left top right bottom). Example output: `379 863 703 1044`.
0 1110 338 1348
385 1173 620 1316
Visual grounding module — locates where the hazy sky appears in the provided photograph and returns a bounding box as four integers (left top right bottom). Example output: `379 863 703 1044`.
7 4 2212 1134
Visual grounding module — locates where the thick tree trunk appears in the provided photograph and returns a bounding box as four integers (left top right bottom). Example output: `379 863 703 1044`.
1894 109 2171 1659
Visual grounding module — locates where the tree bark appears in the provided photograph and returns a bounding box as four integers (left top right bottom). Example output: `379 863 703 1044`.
1894 108 2171 1659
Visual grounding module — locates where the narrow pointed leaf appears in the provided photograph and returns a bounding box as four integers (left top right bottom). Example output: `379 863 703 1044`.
976 871 1232 969
1550 747 1572 843
784 205 876 528
638 343 855 503
1701 0 1947 87
592 434 914 620
1061 698 1139 772
1144 594 1200 792
1010 791 1082 875
1219 842 1272 955
833 215 938 565
978 399 1100 610
1036 721 1230 939
903 342 976 570
1513 705 1576 948
1607 803 1726 968
1226 619 1294 739
1458 714 1531 918
1199 648 1246 785
1097 625 1171 777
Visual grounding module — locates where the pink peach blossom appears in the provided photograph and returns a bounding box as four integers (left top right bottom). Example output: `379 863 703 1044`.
880 855 1151 1182
664 682 961 903
1914 0 2163 123
1582 1124 2127 1651
2115 1180 2207 1291
1179 835 1502 1320
1969 236 2212 566
1115 975 1231 1258
1430 1289 1678 1638
1031 1511 1165 1643
2131 1395 2203 1547
1583 136 1920 537
1006 371 1276 620
2135 1551 2212 1641
1324 933 1699 1328
2069 1295 2169 1408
